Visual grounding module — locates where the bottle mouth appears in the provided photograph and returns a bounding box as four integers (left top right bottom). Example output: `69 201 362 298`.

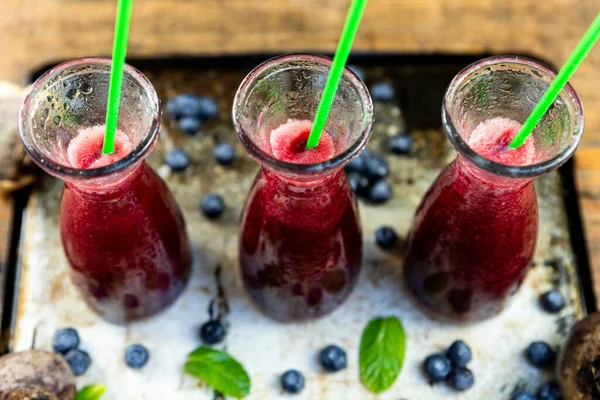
443 55 584 179
232 54 374 178
19 57 161 182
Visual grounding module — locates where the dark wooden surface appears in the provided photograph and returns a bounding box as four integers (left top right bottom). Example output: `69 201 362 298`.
0 195 13 352
1 0 600 308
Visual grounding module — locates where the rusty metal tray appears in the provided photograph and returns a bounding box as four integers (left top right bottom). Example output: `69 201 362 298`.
6 55 596 399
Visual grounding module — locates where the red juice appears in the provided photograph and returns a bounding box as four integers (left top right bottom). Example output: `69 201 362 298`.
239 119 362 321
403 117 538 320
60 126 191 322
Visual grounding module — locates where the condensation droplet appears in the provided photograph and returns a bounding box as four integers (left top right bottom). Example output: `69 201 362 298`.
80 83 93 95
53 115 61 125
66 88 77 100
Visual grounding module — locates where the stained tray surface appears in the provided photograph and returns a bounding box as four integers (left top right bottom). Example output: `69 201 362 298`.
12 58 585 399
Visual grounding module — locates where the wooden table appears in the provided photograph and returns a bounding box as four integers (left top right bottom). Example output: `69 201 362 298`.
1 0 600 311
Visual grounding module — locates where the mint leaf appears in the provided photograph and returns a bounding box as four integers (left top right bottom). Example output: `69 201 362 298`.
76 384 106 400
359 316 406 393
184 346 250 397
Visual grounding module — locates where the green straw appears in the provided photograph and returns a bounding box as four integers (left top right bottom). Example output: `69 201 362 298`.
509 12 600 149
102 0 134 155
306 0 368 149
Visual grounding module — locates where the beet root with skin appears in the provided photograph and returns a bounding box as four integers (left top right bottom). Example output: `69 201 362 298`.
558 313 600 399
0 350 76 400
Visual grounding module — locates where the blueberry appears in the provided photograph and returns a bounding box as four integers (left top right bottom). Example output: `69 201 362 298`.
281 369 305 394
368 180 393 204
446 340 472 368
320 345 347 372
178 117 202 135
348 65 366 81
423 354 451 383
388 134 413 155
64 349 92 376
201 194 225 219
167 93 203 119
52 328 80 354
446 367 475 391
166 96 184 119
347 172 369 195
124 344 149 369
525 341 555 368
213 143 236 166
200 320 226 345
540 290 565 313
165 148 190 172
196 96 219 120
370 82 395 103
375 226 398 249
513 391 536 400
365 154 389 181
537 381 562 400
345 150 369 174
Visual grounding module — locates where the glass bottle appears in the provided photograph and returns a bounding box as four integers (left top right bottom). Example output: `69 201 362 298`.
19 58 192 323
403 56 584 321
233 54 373 321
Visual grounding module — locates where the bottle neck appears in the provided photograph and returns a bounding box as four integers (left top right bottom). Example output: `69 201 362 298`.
262 167 345 198
64 162 145 200
456 155 533 191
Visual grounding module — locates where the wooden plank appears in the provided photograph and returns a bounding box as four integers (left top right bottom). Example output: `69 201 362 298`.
2 0 600 309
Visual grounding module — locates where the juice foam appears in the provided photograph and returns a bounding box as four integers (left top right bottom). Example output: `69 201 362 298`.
468 117 536 166
269 119 335 164
67 125 133 169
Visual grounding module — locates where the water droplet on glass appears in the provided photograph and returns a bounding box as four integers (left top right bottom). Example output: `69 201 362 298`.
53 115 61 125
80 83 93 95
66 88 77 100
47 95 53 102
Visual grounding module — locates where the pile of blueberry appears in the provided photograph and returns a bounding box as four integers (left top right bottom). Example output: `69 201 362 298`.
344 84 413 204
280 344 347 394
52 327 150 375
345 149 394 204
423 340 474 392
52 328 91 376
166 93 219 135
